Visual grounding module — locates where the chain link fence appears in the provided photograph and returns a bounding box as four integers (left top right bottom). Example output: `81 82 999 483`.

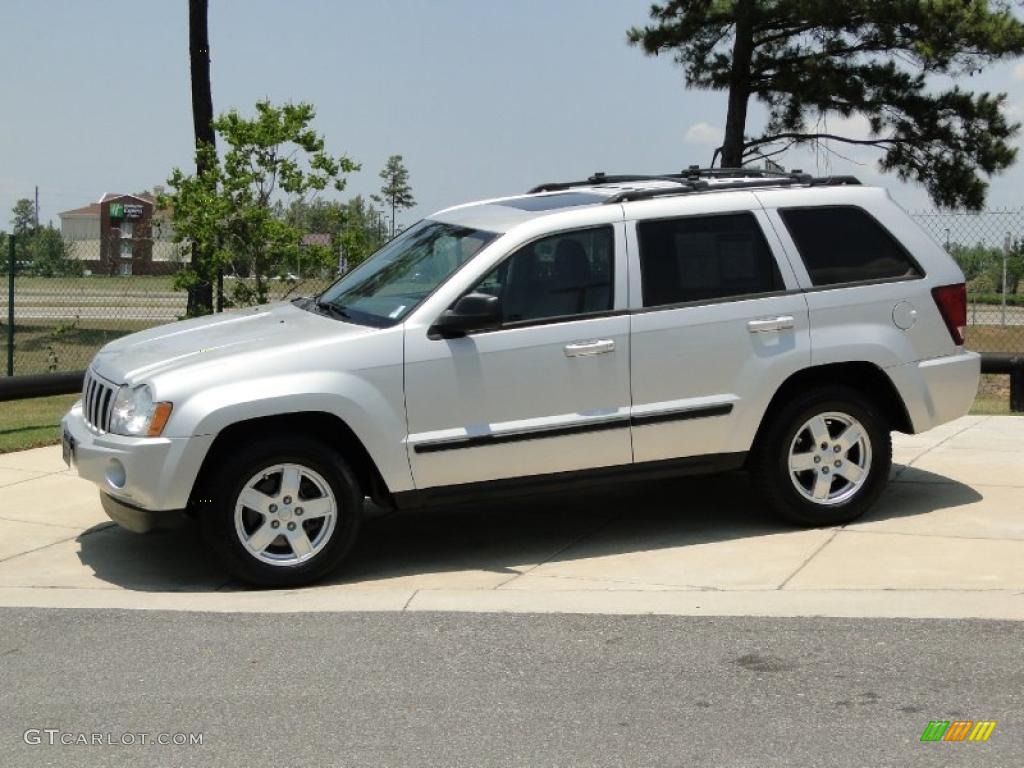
911 207 1024 353
1 231 336 377
2 205 1023 379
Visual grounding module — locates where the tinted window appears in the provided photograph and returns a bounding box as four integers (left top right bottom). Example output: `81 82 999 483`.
471 226 614 323
780 206 921 286
637 213 783 307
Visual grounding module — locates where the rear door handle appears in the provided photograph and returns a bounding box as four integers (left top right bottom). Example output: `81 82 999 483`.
747 316 794 333
564 339 615 357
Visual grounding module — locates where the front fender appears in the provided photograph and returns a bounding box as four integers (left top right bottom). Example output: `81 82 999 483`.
165 371 413 493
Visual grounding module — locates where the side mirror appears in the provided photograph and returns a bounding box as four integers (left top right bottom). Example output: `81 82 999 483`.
430 293 502 338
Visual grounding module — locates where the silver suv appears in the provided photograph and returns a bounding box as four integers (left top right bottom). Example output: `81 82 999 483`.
62 170 980 586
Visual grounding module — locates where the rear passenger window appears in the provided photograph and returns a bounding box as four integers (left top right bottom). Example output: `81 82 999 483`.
780 206 921 286
637 213 784 308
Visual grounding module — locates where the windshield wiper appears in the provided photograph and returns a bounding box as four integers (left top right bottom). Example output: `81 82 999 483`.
314 298 352 321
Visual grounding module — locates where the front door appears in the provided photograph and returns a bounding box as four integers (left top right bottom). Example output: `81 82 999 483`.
404 224 633 490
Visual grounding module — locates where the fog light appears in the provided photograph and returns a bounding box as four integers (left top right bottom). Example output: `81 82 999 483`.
106 459 126 489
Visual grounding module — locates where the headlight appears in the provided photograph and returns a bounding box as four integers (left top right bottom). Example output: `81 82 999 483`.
109 384 173 437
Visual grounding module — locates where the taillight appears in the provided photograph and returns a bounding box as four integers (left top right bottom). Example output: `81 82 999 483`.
931 283 967 346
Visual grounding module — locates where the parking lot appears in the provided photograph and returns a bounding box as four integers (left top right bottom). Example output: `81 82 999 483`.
0 415 1021 620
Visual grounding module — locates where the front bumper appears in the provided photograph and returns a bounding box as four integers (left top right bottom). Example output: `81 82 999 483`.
100 492 187 533
62 402 214 514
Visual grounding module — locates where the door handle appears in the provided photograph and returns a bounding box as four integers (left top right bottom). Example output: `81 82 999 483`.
747 316 795 333
564 339 615 357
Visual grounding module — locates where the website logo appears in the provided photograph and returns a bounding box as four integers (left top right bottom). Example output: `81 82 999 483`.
920 720 996 742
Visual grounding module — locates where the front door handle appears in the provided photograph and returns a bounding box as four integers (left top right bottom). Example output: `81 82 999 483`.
747 316 795 333
564 339 615 357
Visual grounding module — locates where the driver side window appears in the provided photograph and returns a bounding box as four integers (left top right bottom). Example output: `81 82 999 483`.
471 226 614 324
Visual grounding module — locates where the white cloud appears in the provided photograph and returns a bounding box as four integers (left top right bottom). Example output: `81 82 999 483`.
1013 61 1024 81
683 121 722 145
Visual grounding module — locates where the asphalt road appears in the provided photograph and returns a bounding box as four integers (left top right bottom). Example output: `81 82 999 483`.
1 610 1020 767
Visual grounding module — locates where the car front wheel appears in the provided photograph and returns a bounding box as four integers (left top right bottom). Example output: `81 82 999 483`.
753 386 892 526
200 437 361 587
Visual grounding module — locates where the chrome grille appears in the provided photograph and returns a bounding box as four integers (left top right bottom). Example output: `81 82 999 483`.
82 370 117 433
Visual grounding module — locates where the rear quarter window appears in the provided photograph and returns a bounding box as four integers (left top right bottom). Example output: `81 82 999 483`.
779 206 922 287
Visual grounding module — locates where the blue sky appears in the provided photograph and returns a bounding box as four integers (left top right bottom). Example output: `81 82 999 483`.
3 0 1024 230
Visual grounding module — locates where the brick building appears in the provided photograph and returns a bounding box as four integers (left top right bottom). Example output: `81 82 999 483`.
59 191 181 275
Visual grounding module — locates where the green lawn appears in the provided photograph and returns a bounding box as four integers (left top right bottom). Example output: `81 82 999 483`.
965 324 1024 354
0 394 78 454
12 275 177 292
1 319 159 376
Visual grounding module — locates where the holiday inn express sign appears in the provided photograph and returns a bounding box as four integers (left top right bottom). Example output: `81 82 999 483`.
109 202 145 219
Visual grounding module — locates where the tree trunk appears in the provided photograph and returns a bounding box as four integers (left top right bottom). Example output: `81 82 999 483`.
188 0 216 315
720 0 755 168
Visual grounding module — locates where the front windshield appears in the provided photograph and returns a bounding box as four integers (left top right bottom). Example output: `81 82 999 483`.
318 220 500 327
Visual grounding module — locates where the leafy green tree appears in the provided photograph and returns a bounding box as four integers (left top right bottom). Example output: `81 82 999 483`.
10 199 35 236
949 243 998 282
952 241 1024 293
372 154 415 238
8 199 38 268
628 0 1024 209
27 226 82 277
162 100 358 310
338 195 388 269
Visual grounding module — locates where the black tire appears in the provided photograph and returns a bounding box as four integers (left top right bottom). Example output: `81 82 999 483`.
752 385 892 526
199 436 362 587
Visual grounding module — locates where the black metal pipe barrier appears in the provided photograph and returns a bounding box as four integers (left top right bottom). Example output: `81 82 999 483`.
981 353 1024 412
0 370 85 403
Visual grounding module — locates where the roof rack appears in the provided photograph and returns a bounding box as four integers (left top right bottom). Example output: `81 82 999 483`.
601 174 861 205
526 168 860 203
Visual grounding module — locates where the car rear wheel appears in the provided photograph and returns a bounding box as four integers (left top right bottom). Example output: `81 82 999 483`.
753 386 892 526
200 437 361 587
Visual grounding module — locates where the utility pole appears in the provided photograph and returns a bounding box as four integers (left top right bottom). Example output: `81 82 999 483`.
34 186 39 230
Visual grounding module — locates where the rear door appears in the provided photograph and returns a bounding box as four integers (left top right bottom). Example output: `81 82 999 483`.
624 193 811 463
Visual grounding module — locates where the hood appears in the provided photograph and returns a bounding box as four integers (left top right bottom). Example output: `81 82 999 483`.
92 301 371 383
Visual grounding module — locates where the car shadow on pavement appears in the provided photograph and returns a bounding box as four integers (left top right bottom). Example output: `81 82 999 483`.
74 463 983 592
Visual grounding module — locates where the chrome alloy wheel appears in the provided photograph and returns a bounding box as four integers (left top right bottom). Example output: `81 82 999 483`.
788 411 873 506
233 463 338 566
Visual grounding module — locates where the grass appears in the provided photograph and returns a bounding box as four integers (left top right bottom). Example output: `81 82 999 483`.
11 275 177 292
970 374 1015 415
1 319 158 376
964 324 1024 353
0 394 79 453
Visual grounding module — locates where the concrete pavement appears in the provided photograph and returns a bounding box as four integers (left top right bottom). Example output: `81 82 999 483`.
0 416 1021 619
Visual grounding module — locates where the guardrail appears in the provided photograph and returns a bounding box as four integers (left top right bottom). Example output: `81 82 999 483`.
1 357 1021 412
